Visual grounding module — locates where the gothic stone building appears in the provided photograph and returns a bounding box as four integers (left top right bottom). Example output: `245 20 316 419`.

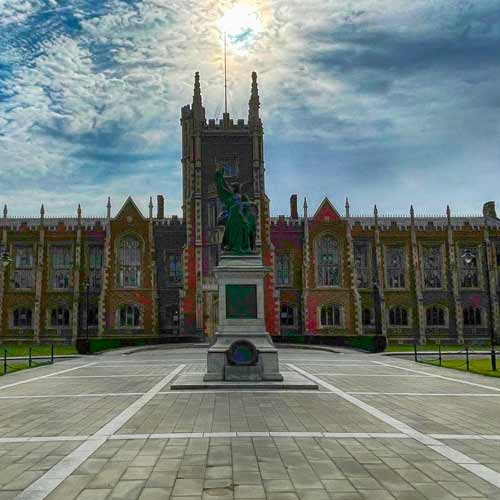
0 73 499 345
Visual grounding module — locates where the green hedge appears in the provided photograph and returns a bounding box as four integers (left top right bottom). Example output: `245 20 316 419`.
77 336 202 354
273 335 387 353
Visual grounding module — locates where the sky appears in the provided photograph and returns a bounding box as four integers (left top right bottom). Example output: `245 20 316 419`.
0 0 499 219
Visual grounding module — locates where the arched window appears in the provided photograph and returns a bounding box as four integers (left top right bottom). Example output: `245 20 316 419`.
119 236 141 287
463 306 482 326
320 304 342 327
362 308 374 326
13 308 32 327
389 306 408 326
280 304 295 326
51 307 70 327
426 306 446 326
119 305 141 328
317 236 339 286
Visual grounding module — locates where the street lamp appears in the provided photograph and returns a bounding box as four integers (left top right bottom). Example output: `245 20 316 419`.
461 247 496 371
82 280 90 341
373 282 382 336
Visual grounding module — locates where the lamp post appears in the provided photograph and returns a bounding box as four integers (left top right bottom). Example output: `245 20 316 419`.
461 248 496 371
83 280 90 341
373 282 382 336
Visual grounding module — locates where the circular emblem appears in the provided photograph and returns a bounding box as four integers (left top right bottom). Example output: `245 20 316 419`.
227 340 258 366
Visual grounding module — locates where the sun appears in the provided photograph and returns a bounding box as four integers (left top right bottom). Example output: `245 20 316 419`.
218 3 263 44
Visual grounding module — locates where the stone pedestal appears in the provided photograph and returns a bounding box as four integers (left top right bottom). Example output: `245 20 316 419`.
204 253 283 382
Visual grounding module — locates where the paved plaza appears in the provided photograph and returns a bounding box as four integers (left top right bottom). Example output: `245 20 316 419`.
1 347 500 499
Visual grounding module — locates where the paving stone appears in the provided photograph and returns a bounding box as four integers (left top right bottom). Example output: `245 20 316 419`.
172 478 203 496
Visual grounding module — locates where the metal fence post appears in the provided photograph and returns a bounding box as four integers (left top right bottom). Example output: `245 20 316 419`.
29 347 32 368
438 343 442 367
50 344 54 364
3 349 6 375
466 346 470 371
414 343 418 363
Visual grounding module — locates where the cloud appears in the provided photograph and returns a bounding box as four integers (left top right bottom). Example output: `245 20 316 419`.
0 0 499 217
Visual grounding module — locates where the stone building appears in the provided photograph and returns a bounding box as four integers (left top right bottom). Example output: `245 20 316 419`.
0 73 499 345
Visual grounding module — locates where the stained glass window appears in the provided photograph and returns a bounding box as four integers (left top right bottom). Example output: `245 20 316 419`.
389 306 408 326
386 247 406 289
426 306 446 326
119 236 141 287
317 237 339 286
51 307 70 327
422 246 443 289
459 247 479 288
51 246 72 289
276 253 290 286
463 306 482 326
13 245 34 289
13 308 32 327
320 304 342 326
89 246 103 289
167 253 183 283
119 305 141 327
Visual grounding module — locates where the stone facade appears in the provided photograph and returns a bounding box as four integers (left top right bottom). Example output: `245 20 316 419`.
0 73 499 344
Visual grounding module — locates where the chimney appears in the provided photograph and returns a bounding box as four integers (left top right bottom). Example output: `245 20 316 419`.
290 194 298 219
483 201 497 219
157 195 165 219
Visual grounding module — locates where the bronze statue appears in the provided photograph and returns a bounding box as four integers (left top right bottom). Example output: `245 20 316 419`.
215 168 256 254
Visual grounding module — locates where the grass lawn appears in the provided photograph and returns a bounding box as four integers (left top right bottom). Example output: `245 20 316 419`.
386 343 491 352
424 358 500 378
0 360 49 376
0 344 78 357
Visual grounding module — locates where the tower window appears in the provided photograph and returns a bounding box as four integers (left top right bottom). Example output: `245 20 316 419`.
223 161 238 177
166 253 183 283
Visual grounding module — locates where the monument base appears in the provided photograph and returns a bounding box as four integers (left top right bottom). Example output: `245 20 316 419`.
203 253 283 382
172 370 318 390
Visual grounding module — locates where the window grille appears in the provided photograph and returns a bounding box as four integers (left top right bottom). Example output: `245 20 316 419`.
89 246 103 290
13 245 34 289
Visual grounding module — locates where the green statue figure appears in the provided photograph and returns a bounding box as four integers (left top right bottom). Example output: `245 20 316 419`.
215 168 257 254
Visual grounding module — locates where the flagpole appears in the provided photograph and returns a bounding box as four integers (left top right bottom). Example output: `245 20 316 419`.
224 31 228 114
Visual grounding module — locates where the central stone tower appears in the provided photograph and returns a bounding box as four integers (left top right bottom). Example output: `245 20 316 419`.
180 72 277 339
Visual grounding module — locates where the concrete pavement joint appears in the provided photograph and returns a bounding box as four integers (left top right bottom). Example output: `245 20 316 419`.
289 363 500 491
